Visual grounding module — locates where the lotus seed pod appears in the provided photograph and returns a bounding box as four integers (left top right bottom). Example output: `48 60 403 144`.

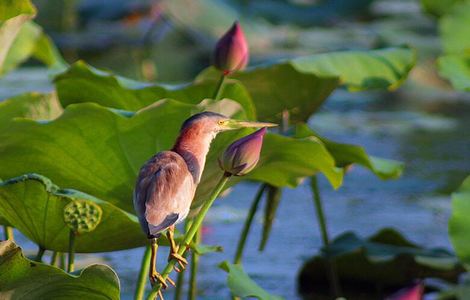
64 200 102 234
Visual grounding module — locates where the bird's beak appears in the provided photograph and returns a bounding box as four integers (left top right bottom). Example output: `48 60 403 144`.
225 119 277 130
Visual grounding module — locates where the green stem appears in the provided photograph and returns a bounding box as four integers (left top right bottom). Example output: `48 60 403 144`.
50 251 59 266
59 252 66 270
188 227 201 300
146 173 231 300
67 230 76 273
234 184 267 264
135 246 152 300
212 73 226 100
310 175 341 297
3 226 13 241
35 246 45 262
174 220 193 300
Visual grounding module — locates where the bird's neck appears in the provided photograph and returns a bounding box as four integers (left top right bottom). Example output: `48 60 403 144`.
172 127 216 183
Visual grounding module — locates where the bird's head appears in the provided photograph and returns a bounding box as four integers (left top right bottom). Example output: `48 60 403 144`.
180 112 277 134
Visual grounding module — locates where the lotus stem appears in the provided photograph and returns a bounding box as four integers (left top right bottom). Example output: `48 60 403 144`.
212 73 226 100
135 246 152 300
35 246 46 262
50 251 59 266
234 184 267 264
310 175 341 297
146 173 231 300
174 220 193 300
59 252 66 270
3 226 13 241
67 230 76 273
188 227 201 300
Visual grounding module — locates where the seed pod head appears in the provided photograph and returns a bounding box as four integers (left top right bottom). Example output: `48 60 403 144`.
213 21 249 74
64 200 102 234
219 128 266 176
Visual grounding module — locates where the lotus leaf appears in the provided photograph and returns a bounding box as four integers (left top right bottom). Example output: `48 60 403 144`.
220 261 284 300
0 174 147 252
449 176 470 269
298 228 463 298
0 240 120 299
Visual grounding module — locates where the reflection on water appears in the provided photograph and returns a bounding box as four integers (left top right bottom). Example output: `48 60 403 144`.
1 69 469 299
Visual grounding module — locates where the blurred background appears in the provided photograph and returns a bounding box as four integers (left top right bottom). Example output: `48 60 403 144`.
1 0 469 299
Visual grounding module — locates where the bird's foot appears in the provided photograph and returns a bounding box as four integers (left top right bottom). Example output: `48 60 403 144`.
149 271 175 290
169 252 188 272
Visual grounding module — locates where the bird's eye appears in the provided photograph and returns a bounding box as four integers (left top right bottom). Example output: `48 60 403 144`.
218 120 226 125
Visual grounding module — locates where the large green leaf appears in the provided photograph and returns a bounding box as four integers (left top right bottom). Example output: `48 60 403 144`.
199 47 416 122
420 0 464 17
298 229 464 298
439 2 470 55
0 240 120 299
449 176 470 269
54 61 256 119
0 92 63 130
0 0 65 75
220 261 284 300
438 54 470 91
0 174 147 252
295 124 403 180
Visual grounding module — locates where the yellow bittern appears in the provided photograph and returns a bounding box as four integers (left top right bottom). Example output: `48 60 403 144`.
133 112 275 290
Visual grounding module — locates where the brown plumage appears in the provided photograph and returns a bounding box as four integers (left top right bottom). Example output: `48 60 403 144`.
132 111 276 292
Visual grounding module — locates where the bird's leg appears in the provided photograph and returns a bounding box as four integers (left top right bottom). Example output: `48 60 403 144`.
167 225 188 272
149 237 173 290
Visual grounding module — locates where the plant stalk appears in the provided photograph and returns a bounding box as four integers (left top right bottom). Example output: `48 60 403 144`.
174 220 193 300
310 175 341 297
67 230 76 273
35 246 46 262
50 251 59 266
135 246 152 300
3 226 13 241
212 73 226 100
234 184 267 264
188 227 201 300
146 173 231 300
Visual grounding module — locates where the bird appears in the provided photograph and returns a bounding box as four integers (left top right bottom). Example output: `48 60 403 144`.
133 111 275 290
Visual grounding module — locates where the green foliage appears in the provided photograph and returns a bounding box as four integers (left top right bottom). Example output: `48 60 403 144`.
0 92 62 130
220 261 284 300
299 229 464 298
0 0 65 76
437 1 470 91
54 61 256 119
295 124 403 180
0 174 147 252
420 0 464 17
449 176 470 269
0 240 120 299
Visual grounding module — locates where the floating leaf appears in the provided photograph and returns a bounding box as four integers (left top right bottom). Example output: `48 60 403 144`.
219 261 284 300
298 229 463 298
295 124 403 179
438 54 470 92
439 2 470 55
54 61 256 119
0 174 147 252
449 176 470 269
0 240 120 299
199 47 416 122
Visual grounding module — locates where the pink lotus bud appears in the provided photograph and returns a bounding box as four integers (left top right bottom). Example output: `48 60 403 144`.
213 21 249 74
386 281 424 300
219 128 266 176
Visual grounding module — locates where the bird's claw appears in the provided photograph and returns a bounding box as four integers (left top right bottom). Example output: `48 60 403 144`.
169 252 188 272
150 271 169 290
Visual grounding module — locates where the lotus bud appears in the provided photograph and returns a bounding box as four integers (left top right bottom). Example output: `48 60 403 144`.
219 128 266 176
386 281 424 300
213 21 249 74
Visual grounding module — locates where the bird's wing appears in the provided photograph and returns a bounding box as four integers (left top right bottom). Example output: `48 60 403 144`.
133 151 194 237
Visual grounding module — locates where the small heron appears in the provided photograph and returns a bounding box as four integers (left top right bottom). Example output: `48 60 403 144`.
133 112 275 289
